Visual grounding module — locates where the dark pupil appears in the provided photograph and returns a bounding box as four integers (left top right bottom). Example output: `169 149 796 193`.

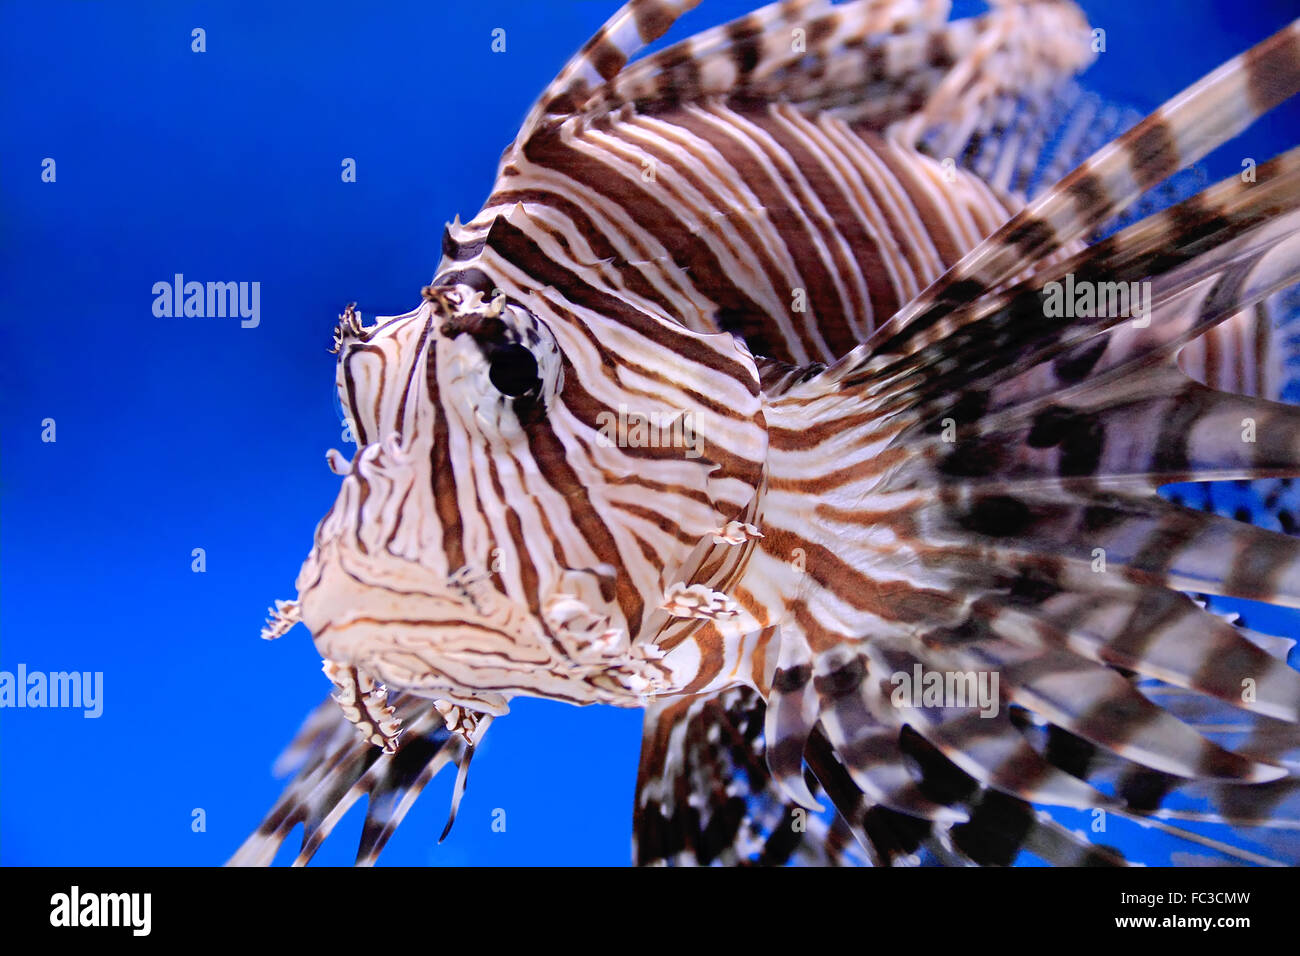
488 344 539 397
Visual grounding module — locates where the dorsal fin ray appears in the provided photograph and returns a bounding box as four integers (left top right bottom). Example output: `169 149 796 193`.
814 18 1300 384
513 0 710 149
515 0 1099 168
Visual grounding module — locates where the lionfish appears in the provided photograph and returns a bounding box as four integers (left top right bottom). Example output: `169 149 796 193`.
233 0 1300 866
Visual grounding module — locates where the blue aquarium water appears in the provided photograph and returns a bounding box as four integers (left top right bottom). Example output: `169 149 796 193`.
2 0 1298 866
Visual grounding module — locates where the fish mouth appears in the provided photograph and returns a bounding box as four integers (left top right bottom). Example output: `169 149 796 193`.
311 616 521 713
294 525 677 707
295 543 542 703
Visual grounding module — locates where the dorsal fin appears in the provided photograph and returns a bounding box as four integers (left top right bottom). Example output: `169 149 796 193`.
512 0 709 150
815 17 1300 383
512 1 1095 162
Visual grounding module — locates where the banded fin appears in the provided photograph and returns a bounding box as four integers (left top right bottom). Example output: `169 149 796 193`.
551 0 1091 159
228 694 462 867
803 722 1128 865
515 0 709 148
1018 710 1300 865
829 16 1300 371
633 684 1120 866
861 146 1300 417
634 687 872 865
887 0 1093 158
751 13 1300 861
894 367 1300 502
582 0 952 120
954 642 1282 782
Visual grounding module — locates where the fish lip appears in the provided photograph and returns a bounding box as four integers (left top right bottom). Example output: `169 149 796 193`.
311 615 512 643
297 550 557 702
297 537 516 629
307 613 538 667
297 544 669 706
309 615 521 711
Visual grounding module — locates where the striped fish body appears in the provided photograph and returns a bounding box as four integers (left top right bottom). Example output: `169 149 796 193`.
306 113 1049 715
240 0 1300 866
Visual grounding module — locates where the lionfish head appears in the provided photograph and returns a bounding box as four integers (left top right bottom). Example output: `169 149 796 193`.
286 281 767 725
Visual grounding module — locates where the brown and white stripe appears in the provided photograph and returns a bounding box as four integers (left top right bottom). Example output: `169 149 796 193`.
236 0 1300 869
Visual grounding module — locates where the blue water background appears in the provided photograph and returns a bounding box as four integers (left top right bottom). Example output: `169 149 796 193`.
2 0 1298 865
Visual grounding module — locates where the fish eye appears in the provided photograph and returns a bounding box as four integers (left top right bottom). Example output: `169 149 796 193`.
487 343 540 397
